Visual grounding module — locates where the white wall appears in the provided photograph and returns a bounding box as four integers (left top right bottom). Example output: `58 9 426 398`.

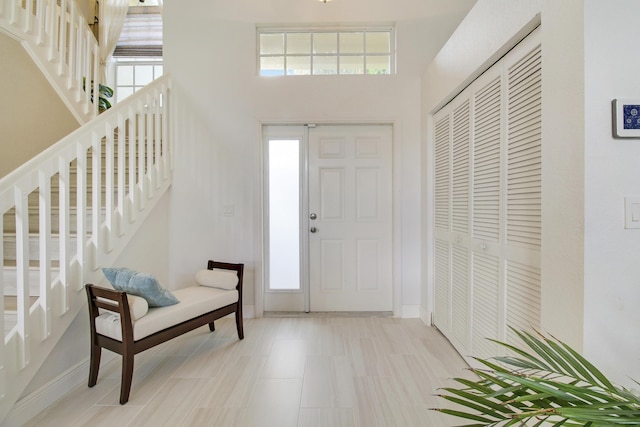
420 0 541 114
167 85 239 288
582 0 640 388
539 0 586 360
421 0 640 388
163 0 476 315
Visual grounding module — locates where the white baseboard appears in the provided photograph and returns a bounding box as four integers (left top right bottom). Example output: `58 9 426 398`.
243 305 255 319
2 352 115 427
401 305 420 318
420 306 430 326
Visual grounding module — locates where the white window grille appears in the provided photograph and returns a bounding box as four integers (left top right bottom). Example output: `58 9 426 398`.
257 27 395 76
115 58 164 102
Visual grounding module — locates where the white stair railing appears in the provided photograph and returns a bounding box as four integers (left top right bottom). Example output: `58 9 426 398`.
0 0 100 123
0 74 173 423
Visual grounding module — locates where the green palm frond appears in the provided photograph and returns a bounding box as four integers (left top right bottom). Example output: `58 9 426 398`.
82 77 113 113
432 328 640 426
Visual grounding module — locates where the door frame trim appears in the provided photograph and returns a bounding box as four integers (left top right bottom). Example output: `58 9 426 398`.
254 120 402 318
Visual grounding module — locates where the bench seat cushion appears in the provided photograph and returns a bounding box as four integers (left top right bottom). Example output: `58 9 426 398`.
95 286 238 341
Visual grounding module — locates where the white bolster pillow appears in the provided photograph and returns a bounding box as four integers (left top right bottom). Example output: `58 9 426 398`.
195 269 238 290
98 294 149 321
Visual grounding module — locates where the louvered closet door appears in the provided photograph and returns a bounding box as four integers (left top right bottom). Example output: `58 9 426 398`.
432 27 541 362
450 99 471 351
433 113 451 332
470 68 504 360
504 36 542 347
433 92 473 353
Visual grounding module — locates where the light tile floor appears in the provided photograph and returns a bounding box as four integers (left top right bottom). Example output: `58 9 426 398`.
24 316 470 427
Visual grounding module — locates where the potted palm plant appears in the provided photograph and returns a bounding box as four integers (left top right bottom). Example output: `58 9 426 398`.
433 328 640 425
83 78 113 113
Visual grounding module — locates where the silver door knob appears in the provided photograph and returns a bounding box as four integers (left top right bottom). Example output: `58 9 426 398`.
310 213 317 220
310 227 317 233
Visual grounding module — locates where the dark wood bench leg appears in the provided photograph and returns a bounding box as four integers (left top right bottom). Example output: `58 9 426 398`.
208 322 215 332
235 306 244 340
88 343 101 387
120 350 134 404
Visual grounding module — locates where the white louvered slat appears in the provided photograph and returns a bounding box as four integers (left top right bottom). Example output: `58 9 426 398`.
509 52 542 101
452 101 470 234
451 245 469 351
507 45 542 250
434 115 451 231
473 77 501 241
506 260 541 346
434 239 450 332
472 253 501 359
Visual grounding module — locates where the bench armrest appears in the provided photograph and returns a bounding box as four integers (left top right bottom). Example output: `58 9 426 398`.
86 284 135 343
208 260 244 310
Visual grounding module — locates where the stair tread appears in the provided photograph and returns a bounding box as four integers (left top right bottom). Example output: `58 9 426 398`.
2 260 61 268
4 296 40 311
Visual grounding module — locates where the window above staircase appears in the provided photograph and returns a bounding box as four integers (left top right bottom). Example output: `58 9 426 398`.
114 4 162 57
112 3 163 104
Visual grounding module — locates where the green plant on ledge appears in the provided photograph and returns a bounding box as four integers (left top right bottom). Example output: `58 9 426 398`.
82 78 114 113
432 328 640 426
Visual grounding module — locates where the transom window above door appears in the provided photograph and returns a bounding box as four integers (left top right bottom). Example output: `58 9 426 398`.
257 27 395 76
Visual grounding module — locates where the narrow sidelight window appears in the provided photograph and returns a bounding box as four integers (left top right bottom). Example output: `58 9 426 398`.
267 139 301 290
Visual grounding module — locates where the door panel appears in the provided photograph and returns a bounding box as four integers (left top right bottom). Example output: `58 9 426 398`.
319 168 345 220
320 240 344 291
356 240 380 291
309 125 393 312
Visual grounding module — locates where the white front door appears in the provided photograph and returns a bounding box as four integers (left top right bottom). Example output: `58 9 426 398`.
263 124 393 312
308 125 393 311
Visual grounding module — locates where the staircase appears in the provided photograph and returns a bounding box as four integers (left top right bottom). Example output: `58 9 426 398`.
0 0 181 422
0 74 174 423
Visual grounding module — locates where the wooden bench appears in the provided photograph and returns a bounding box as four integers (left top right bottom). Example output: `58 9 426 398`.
85 260 244 404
